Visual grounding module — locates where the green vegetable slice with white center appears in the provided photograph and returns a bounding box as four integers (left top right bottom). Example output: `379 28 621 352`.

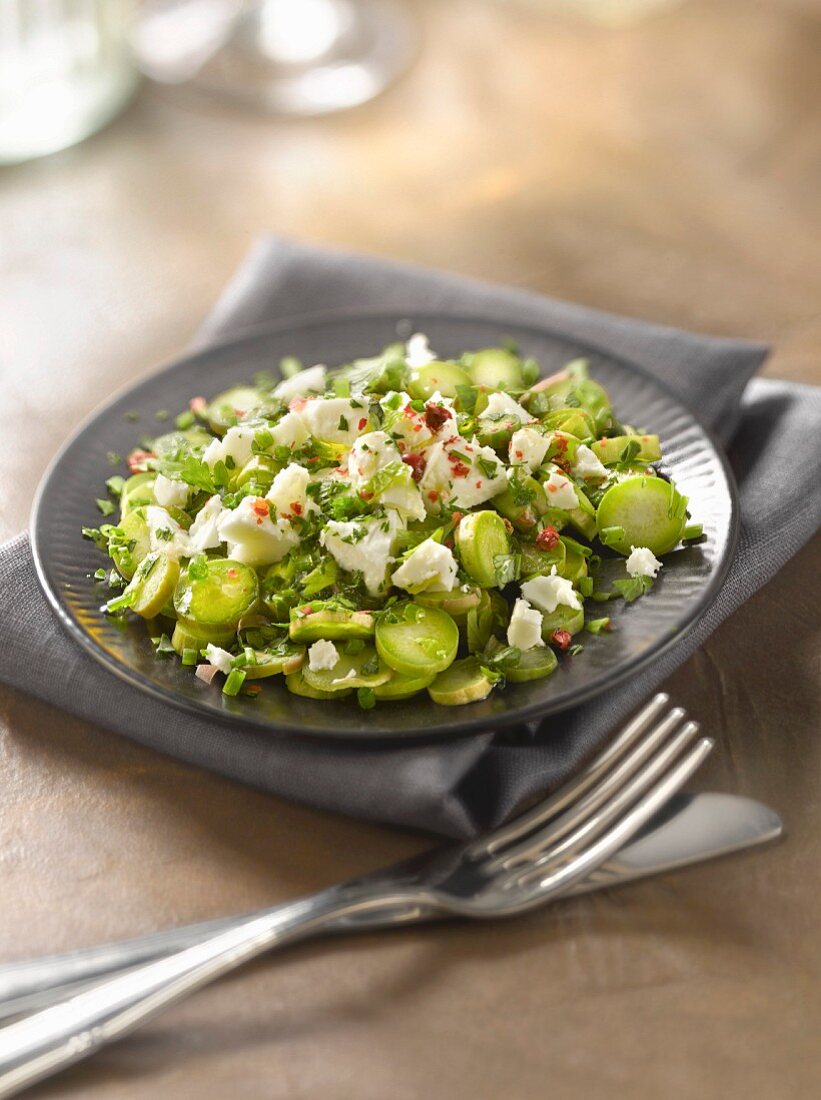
173 559 259 629
375 602 459 676
455 510 510 588
302 645 391 693
428 657 495 706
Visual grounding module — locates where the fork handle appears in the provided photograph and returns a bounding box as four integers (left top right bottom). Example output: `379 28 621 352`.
0 887 421 1100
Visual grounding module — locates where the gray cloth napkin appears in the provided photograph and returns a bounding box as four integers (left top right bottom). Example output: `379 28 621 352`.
2 238 820 837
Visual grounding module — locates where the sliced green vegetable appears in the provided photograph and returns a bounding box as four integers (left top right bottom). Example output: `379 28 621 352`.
285 670 353 699
243 646 306 679
428 657 495 705
205 386 267 435
506 646 558 683
375 602 459 676
288 608 376 643
173 559 259 628
541 605 585 640
120 473 156 516
171 619 234 655
492 475 548 531
372 670 436 700
596 475 688 555
302 645 391 693
519 538 566 577
415 586 482 615
455 510 510 587
591 434 661 465
407 361 472 400
110 508 151 579
469 348 525 390
123 552 180 619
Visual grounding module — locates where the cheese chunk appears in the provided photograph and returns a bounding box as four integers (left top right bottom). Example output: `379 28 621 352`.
216 496 297 567
320 512 404 595
626 545 663 578
144 505 190 560
507 598 545 651
273 364 326 402
308 639 340 672
482 391 532 424
392 538 458 593
153 473 190 509
521 567 581 614
543 469 579 511
572 444 609 481
266 463 317 521
187 494 224 553
509 427 549 472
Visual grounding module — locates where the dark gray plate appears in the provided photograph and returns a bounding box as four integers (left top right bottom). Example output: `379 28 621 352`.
31 311 738 741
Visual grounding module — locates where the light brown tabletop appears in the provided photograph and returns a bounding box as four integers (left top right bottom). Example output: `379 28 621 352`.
1 1 819 1097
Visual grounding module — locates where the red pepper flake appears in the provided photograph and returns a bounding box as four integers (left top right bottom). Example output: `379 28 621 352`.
290 501 303 516
427 490 439 502
642 435 649 442
475 480 482 489
515 450 524 459
190 396 207 415
547 482 557 493
451 461 470 478
243 683 262 696
301 606 313 615
451 512 464 526
127 449 156 473
554 436 568 453
359 490 374 501
551 628 572 650
251 499 269 519
536 525 561 550
424 403 450 433
358 417 368 430
402 452 426 481
226 568 238 579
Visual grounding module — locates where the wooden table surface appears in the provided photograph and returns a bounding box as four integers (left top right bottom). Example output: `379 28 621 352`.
1 1 819 1096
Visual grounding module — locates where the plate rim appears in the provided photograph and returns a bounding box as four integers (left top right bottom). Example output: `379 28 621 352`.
30 306 740 742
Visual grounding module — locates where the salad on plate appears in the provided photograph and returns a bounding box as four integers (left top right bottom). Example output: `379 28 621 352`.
83 335 703 708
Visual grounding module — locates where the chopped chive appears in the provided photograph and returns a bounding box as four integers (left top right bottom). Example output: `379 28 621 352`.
181 648 199 666
357 686 376 710
153 633 175 657
222 668 247 696
569 643 584 656
105 475 125 497
586 617 613 635
683 522 704 541
577 576 593 597
96 498 115 516
93 567 107 581
175 410 196 430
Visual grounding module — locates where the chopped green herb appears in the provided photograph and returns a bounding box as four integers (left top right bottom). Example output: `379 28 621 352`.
95 498 115 517
175 410 196 430
357 686 376 710
613 575 654 603
586 617 613 635
222 668 247 696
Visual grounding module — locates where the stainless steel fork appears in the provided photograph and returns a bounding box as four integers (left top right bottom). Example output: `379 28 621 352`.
0 694 711 1098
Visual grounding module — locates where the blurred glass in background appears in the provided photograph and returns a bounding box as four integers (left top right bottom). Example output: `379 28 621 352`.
132 0 415 116
0 0 138 164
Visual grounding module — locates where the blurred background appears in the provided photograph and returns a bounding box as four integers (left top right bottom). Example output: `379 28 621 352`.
1 0 819 539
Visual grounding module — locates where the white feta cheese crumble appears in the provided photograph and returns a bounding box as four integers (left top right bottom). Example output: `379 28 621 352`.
625 545 663 578
266 463 317 521
509 427 549 472
380 391 435 449
202 424 257 471
273 364 326 402
216 496 297 567
521 567 582 614
144 505 190 560
392 538 458 593
406 332 436 368
348 431 425 521
507 598 545 651
482 391 532 424
543 468 579 511
204 644 233 674
308 639 339 672
187 494 224 553
297 397 367 447
419 438 508 511
572 444 609 481
270 411 309 451
153 473 190 509
320 512 404 595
